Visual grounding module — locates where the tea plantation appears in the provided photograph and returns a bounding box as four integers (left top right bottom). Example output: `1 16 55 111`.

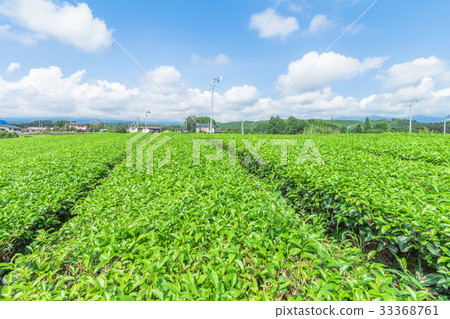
0 133 448 300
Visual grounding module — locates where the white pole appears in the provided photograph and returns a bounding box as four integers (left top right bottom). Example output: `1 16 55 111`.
210 79 214 134
241 120 244 135
347 125 352 134
409 99 417 134
210 76 221 134
409 104 412 134
145 110 150 130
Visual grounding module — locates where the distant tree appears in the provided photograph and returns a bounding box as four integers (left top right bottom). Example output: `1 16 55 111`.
0 131 18 139
255 122 268 134
92 121 105 132
54 120 65 126
53 120 67 130
114 125 127 133
354 124 363 133
267 116 285 134
28 120 53 128
285 116 305 134
163 125 183 132
364 117 371 132
374 122 388 132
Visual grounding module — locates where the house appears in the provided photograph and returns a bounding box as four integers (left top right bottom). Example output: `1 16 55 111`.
26 127 47 133
195 124 221 133
0 124 22 134
127 126 161 133
145 127 161 133
67 123 90 131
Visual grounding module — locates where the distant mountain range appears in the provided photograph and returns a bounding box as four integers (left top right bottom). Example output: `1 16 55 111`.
334 115 449 123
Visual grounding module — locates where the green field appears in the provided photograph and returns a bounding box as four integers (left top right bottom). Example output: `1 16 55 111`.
0 133 448 300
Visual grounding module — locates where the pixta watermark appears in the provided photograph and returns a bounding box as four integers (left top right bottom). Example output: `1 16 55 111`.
126 133 172 175
126 134 324 175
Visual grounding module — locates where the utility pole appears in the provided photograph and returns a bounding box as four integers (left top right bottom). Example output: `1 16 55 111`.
409 99 418 134
137 117 140 132
347 125 352 134
145 110 151 130
241 120 244 135
210 76 221 134
444 118 450 135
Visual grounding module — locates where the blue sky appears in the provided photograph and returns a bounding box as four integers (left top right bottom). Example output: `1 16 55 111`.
0 0 449 123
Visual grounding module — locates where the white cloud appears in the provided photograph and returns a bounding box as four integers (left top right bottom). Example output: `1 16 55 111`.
0 66 138 118
305 14 332 35
0 24 40 44
147 66 181 87
249 8 299 40
288 3 303 13
356 81 444 118
6 62 20 73
224 85 260 104
433 87 450 98
191 53 230 65
277 51 385 92
380 56 447 89
346 24 363 35
269 81 449 120
1 57 449 123
0 0 113 52
394 77 435 101
275 0 302 13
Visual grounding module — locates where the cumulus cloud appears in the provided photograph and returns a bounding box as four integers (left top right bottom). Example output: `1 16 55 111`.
249 8 299 40
0 0 113 52
357 82 444 118
0 66 138 118
1 56 449 123
276 51 385 92
270 81 449 120
379 56 447 89
191 53 230 65
305 14 332 35
224 85 259 104
147 66 181 87
433 87 450 98
6 62 20 73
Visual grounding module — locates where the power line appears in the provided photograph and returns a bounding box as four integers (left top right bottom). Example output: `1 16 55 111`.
71 0 198 125
252 0 380 124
